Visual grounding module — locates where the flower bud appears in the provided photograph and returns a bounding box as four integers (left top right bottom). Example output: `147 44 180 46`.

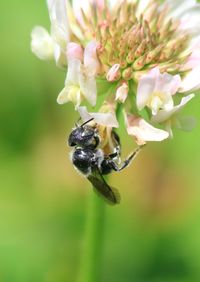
122 67 132 80
132 55 146 70
115 82 129 103
106 64 121 81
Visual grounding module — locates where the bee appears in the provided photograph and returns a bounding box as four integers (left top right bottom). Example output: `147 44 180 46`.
68 118 143 205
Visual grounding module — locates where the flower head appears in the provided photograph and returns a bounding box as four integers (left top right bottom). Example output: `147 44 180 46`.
32 0 200 147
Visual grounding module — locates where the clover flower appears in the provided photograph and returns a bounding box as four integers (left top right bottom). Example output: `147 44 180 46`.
31 0 200 147
57 41 100 107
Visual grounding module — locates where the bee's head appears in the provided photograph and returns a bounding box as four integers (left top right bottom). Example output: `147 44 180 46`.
68 118 96 147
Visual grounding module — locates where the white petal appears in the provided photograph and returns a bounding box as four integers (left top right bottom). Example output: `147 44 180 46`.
180 67 200 92
31 26 54 60
136 68 157 110
54 43 67 67
48 0 69 36
50 23 68 66
79 70 97 106
115 82 128 103
84 41 101 76
126 115 169 145
165 0 196 19
162 96 174 111
165 0 200 34
151 96 163 116
66 58 81 84
57 86 69 104
182 49 200 70
78 106 119 128
155 73 181 96
48 0 70 66
152 94 195 123
57 84 81 107
179 6 200 34
46 0 54 12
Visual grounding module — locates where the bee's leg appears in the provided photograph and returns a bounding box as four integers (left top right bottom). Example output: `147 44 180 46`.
108 152 118 159
108 146 144 171
111 131 121 156
94 135 100 147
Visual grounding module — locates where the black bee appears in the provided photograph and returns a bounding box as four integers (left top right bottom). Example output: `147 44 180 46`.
68 118 142 205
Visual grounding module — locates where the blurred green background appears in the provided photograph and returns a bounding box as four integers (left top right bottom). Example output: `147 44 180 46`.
1 1 200 282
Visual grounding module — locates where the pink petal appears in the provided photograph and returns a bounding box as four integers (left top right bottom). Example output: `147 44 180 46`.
84 41 101 76
155 73 181 96
136 68 158 110
126 115 169 145
67 42 83 61
106 64 121 82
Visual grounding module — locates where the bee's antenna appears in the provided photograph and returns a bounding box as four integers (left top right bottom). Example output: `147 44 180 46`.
75 117 82 127
81 118 94 127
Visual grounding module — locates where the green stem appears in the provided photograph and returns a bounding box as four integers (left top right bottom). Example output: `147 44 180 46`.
78 190 106 282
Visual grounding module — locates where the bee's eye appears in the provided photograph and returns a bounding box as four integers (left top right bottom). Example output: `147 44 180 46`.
81 128 94 138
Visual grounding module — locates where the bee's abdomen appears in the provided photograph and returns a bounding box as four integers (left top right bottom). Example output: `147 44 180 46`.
72 148 94 175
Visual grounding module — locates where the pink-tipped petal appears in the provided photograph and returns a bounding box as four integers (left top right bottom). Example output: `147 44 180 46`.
67 42 83 61
84 41 101 76
136 68 158 110
106 64 121 82
155 73 181 96
126 115 169 145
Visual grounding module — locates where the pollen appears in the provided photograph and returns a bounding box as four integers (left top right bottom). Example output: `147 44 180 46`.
78 0 191 79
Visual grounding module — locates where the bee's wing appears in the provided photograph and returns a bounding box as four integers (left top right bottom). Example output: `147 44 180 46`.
87 170 120 205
